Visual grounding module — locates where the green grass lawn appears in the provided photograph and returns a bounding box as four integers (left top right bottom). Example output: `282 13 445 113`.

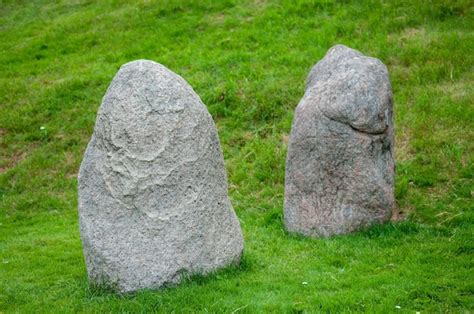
1 0 473 312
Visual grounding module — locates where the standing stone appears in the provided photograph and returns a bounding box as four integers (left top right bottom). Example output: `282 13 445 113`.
78 60 244 292
284 45 395 237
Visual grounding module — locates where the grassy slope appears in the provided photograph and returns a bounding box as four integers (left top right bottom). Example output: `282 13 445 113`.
0 0 473 312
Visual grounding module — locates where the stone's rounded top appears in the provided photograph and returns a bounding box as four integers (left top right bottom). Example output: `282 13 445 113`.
119 59 175 74
121 59 158 67
327 44 362 55
304 44 391 135
306 45 362 90
306 44 388 88
103 59 199 112
118 59 180 81
121 59 159 68
118 60 188 87
94 59 208 159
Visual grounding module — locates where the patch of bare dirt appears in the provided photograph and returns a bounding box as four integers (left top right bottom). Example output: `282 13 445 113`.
0 129 38 174
395 127 414 162
391 204 413 222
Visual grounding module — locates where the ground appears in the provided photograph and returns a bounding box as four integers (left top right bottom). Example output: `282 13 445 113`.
0 0 473 312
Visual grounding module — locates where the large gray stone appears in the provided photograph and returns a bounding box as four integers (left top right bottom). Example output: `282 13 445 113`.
78 60 244 293
284 45 395 237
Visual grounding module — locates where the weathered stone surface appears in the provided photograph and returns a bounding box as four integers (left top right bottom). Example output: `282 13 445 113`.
284 45 395 237
78 60 244 292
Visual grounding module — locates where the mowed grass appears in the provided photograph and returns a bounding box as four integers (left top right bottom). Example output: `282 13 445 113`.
0 0 473 312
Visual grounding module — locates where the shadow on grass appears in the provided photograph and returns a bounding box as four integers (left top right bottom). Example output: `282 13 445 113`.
281 218 449 243
84 252 254 298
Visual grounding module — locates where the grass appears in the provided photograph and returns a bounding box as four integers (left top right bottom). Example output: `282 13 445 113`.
0 0 473 312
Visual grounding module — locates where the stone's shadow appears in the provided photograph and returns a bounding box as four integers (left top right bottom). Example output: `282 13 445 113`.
83 253 253 297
